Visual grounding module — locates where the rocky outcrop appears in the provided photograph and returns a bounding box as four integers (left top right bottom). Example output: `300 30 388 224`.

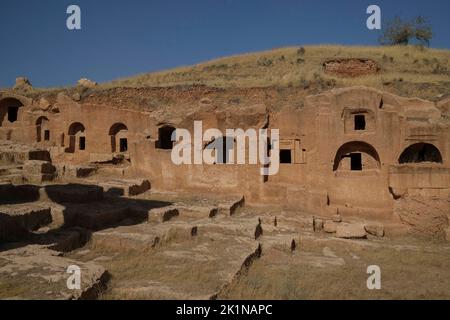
23 160 56 184
100 178 151 197
335 223 367 239
77 78 98 88
323 58 379 77
13 77 32 91
38 98 52 111
394 195 449 237
364 223 385 237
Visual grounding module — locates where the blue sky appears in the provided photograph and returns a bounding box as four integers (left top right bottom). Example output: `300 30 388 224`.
0 0 449 88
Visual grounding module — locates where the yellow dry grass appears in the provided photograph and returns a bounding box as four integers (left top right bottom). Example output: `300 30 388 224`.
105 45 450 91
6 45 449 101
219 236 450 300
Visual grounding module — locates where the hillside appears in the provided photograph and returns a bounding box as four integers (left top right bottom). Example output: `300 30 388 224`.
104 45 450 101
4 45 450 104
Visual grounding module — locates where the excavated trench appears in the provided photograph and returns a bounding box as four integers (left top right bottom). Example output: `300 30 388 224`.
0 144 420 299
3 180 446 299
0 180 270 299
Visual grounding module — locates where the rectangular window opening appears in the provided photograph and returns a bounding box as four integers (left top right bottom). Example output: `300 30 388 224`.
354 115 366 130
79 137 86 150
8 107 19 122
44 130 50 141
120 138 128 152
280 149 292 164
350 153 362 171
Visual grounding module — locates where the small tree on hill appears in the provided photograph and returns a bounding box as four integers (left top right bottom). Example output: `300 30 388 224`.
379 16 433 47
413 16 433 47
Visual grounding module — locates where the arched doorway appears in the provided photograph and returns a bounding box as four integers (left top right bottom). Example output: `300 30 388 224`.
109 123 128 153
66 122 86 153
399 143 443 164
0 98 24 126
36 116 50 143
333 141 380 171
330 141 387 209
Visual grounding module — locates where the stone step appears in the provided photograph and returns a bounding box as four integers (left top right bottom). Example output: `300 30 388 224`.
0 183 105 205
0 165 23 175
217 196 245 216
0 204 53 242
0 226 92 254
86 217 260 299
93 212 260 252
91 222 194 251
39 184 104 203
107 237 260 300
0 174 24 184
99 179 151 197
63 203 145 230
0 183 41 204
95 166 128 178
147 206 180 223
146 196 246 224
59 164 97 178
0 144 51 166
0 245 108 300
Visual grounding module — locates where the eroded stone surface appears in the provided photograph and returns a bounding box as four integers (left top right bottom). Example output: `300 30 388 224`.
324 221 338 233
0 81 449 300
0 245 108 300
323 59 379 77
364 223 385 237
335 223 367 239
100 179 150 197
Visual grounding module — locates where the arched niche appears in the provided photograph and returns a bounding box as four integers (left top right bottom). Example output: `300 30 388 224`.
398 143 443 164
109 123 128 153
333 141 381 171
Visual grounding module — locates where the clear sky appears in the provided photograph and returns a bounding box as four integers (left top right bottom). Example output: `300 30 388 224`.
1 0 449 88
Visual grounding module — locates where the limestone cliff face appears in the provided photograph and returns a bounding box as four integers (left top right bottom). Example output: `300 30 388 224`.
0 86 449 236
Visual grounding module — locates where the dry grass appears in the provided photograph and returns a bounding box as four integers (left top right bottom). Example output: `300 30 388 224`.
5 45 449 102
0 265 65 299
99 250 221 300
69 230 450 300
105 45 450 92
69 234 244 300
219 236 450 300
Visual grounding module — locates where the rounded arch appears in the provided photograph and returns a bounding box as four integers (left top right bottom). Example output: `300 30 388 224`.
0 94 30 105
333 141 380 171
66 122 86 153
398 143 442 164
109 123 128 153
109 122 128 136
0 98 24 125
36 116 50 142
68 122 85 136
36 116 49 126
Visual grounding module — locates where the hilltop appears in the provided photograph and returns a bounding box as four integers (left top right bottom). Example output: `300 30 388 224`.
3 45 450 103
103 45 450 101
